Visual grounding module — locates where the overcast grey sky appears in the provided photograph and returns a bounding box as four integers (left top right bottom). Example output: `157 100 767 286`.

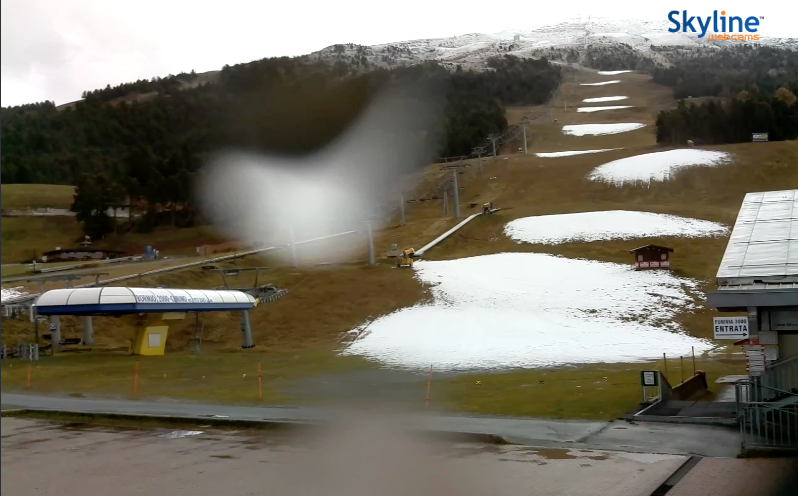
1 0 793 107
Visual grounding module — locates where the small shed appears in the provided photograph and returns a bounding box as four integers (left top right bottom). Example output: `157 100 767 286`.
629 244 673 270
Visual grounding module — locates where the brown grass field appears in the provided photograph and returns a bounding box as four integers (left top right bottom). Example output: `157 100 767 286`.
2 68 796 418
0 184 76 211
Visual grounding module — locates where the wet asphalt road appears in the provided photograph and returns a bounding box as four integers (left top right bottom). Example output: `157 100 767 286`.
1 393 742 457
1 416 690 496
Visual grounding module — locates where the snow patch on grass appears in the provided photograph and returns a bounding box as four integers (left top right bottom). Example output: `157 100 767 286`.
598 70 632 75
562 123 645 136
535 149 620 158
581 80 621 86
588 149 731 185
577 106 633 113
504 210 727 245
1 286 28 304
583 96 628 103
343 253 713 370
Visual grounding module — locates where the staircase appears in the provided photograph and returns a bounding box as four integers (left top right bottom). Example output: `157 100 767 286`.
736 356 798 450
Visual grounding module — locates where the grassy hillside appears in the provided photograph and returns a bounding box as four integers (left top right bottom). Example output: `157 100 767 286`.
0 184 75 211
4 69 796 347
0 216 226 264
7 141 794 349
2 69 796 418
1 216 83 263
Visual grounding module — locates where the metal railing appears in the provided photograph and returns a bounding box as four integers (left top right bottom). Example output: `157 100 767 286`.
736 358 798 450
761 356 798 400
0 344 39 361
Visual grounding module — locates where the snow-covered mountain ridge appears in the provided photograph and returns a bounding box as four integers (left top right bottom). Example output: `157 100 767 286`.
309 17 797 71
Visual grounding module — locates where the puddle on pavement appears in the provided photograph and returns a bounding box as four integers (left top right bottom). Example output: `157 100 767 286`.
523 448 610 461
210 454 238 459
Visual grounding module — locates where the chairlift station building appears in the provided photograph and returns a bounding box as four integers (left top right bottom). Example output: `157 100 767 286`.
35 287 258 355
707 189 798 364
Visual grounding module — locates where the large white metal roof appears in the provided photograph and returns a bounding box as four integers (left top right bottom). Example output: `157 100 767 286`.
717 189 798 285
35 287 255 315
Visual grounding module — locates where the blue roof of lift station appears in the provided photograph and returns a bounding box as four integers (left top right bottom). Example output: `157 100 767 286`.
34 287 256 316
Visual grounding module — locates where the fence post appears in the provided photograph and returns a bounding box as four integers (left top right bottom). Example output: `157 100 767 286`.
662 353 667 381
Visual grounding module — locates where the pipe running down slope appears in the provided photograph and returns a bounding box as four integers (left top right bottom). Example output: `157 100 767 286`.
415 214 481 257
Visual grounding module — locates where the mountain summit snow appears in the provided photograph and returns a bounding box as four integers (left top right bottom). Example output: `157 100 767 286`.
309 17 796 71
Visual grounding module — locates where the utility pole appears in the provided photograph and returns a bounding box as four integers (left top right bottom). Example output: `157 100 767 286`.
471 146 485 172
399 194 406 226
452 171 460 219
365 221 375 266
520 121 528 154
488 135 498 157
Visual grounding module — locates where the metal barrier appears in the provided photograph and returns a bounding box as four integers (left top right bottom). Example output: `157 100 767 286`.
0 343 39 361
736 378 798 450
761 356 798 401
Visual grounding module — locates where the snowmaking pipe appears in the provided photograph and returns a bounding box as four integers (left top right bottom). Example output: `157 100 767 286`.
415 214 481 257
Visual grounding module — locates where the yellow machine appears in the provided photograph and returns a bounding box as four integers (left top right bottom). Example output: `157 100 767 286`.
482 202 496 215
397 248 416 267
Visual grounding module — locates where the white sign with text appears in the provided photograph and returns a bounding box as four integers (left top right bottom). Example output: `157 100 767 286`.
713 316 750 340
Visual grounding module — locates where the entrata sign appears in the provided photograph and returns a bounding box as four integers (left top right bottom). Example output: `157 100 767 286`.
713 316 749 340
752 132 769 142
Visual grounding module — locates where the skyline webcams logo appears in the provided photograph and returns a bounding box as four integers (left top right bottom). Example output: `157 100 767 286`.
668 10 763 40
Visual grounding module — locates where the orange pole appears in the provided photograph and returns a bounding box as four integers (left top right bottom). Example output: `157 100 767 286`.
26 363 32 388
133 360 139 397
424 365 433 409
258 360 262 400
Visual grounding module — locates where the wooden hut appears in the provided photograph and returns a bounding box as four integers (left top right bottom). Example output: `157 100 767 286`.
629 244 673 270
